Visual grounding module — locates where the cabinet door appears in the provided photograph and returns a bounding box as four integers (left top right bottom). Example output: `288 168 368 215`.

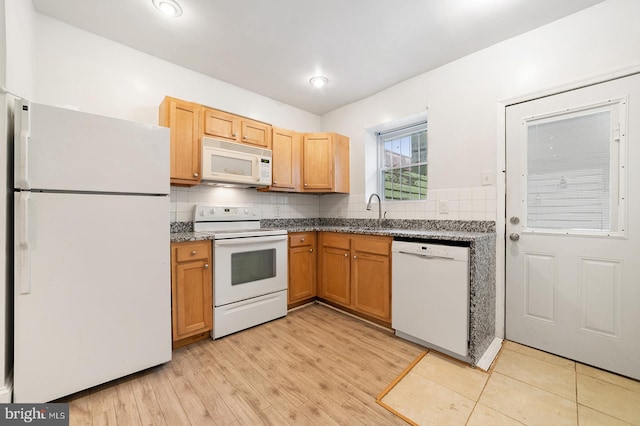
241 119 272 149
173 259 212 339
302 133 333 191
171 242 212 343
352 236 392 321
160 97 201 185
203 108 239 141
318 233 351 306
272 127 300 191
288 244 316 306
352 252 391 322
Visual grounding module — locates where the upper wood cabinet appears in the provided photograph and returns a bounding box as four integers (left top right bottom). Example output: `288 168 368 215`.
159 96 202 186
270 127 301 191
202 108 239 141
302 133 349 193
202 107 272 149
159 96 349 193
242 119 272 149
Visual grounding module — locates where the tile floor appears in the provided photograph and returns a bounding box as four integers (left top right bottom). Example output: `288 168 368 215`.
379 341 640 425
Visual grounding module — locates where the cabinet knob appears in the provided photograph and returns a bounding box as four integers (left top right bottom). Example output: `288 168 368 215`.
193 173 199 177
243 135 247 140
300 237 305 242
204 264 209 269
309 248 313 253
304 183 308 187
232 133 237 137
274 181 278 185
191 250 197 255
353 255 357 259
344 253 348 257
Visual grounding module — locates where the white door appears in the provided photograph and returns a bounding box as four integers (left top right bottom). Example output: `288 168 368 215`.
14 192 171 402
505 73 640 380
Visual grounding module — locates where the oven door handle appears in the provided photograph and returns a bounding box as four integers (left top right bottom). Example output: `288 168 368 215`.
215 235 288 246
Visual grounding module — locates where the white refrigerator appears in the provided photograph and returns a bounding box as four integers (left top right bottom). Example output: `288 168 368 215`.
13 100 172 403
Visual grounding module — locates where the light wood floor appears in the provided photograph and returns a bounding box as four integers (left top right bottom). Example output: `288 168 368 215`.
64 303 424 425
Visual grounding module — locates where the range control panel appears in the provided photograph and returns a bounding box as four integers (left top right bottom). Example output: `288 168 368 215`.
417 245 452 258
392 240 469 262
194 205 259 222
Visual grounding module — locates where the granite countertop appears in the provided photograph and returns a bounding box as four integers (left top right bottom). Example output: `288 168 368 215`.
271 225 490 243
169 217 497 366
170 218 495 243
170 231 216 243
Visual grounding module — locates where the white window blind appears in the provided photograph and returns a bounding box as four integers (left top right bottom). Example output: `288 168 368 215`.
526 109 616 231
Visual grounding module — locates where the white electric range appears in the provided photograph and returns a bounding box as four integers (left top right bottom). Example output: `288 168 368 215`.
194 205 288 338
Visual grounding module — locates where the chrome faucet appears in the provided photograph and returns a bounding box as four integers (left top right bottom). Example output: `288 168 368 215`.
366 193 382 227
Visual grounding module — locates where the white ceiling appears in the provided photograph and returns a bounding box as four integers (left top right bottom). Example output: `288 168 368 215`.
32 0 605 115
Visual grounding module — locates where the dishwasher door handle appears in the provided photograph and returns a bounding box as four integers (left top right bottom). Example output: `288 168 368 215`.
396 250 456 261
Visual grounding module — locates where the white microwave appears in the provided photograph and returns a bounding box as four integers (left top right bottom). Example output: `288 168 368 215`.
201 137 272 187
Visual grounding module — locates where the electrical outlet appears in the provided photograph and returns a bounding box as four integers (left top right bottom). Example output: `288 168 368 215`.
481 170 494 186
439 200 449 214
274 206 281 217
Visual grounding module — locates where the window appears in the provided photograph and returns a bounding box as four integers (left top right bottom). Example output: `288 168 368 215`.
378 122 428 201
525 101 622 233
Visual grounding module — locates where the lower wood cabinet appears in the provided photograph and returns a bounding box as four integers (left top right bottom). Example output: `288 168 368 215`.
171 240 212 348
317 232 392 325
288 232 317 308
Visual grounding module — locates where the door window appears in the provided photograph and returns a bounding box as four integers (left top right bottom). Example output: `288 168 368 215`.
523 100 625 236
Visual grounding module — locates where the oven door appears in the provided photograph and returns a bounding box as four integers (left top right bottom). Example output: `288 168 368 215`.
214 234 287 306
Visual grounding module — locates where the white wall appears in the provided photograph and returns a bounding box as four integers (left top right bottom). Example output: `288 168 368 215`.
31 12 326 221
32 14 321 132
4 0 34 100
323 0 640 212
321 0 640 338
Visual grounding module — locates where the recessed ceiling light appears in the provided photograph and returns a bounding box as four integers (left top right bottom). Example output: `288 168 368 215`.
152 0 183 17
309 76 329 89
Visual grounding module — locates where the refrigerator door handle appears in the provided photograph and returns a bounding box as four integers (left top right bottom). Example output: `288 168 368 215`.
17 192 31 294
16 101 31 189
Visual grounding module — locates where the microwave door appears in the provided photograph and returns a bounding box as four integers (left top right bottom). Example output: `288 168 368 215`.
206 149 255 184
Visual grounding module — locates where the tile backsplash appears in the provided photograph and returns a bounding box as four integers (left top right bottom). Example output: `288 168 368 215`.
170 185 497 222
320 187 497 221
170 186 320 222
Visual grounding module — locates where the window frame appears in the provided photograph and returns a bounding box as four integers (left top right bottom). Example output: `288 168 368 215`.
377 121 428 202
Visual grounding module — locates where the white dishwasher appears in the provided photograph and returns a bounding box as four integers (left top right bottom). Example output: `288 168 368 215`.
392 240 470 359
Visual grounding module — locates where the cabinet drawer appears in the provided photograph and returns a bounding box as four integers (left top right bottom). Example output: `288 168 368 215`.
320 232 350 250
289 232 315 248
353 236 391 256
175 241 211 262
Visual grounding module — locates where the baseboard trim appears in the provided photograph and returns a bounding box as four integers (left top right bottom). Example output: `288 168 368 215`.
315 301 392 332
476 337 503 371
